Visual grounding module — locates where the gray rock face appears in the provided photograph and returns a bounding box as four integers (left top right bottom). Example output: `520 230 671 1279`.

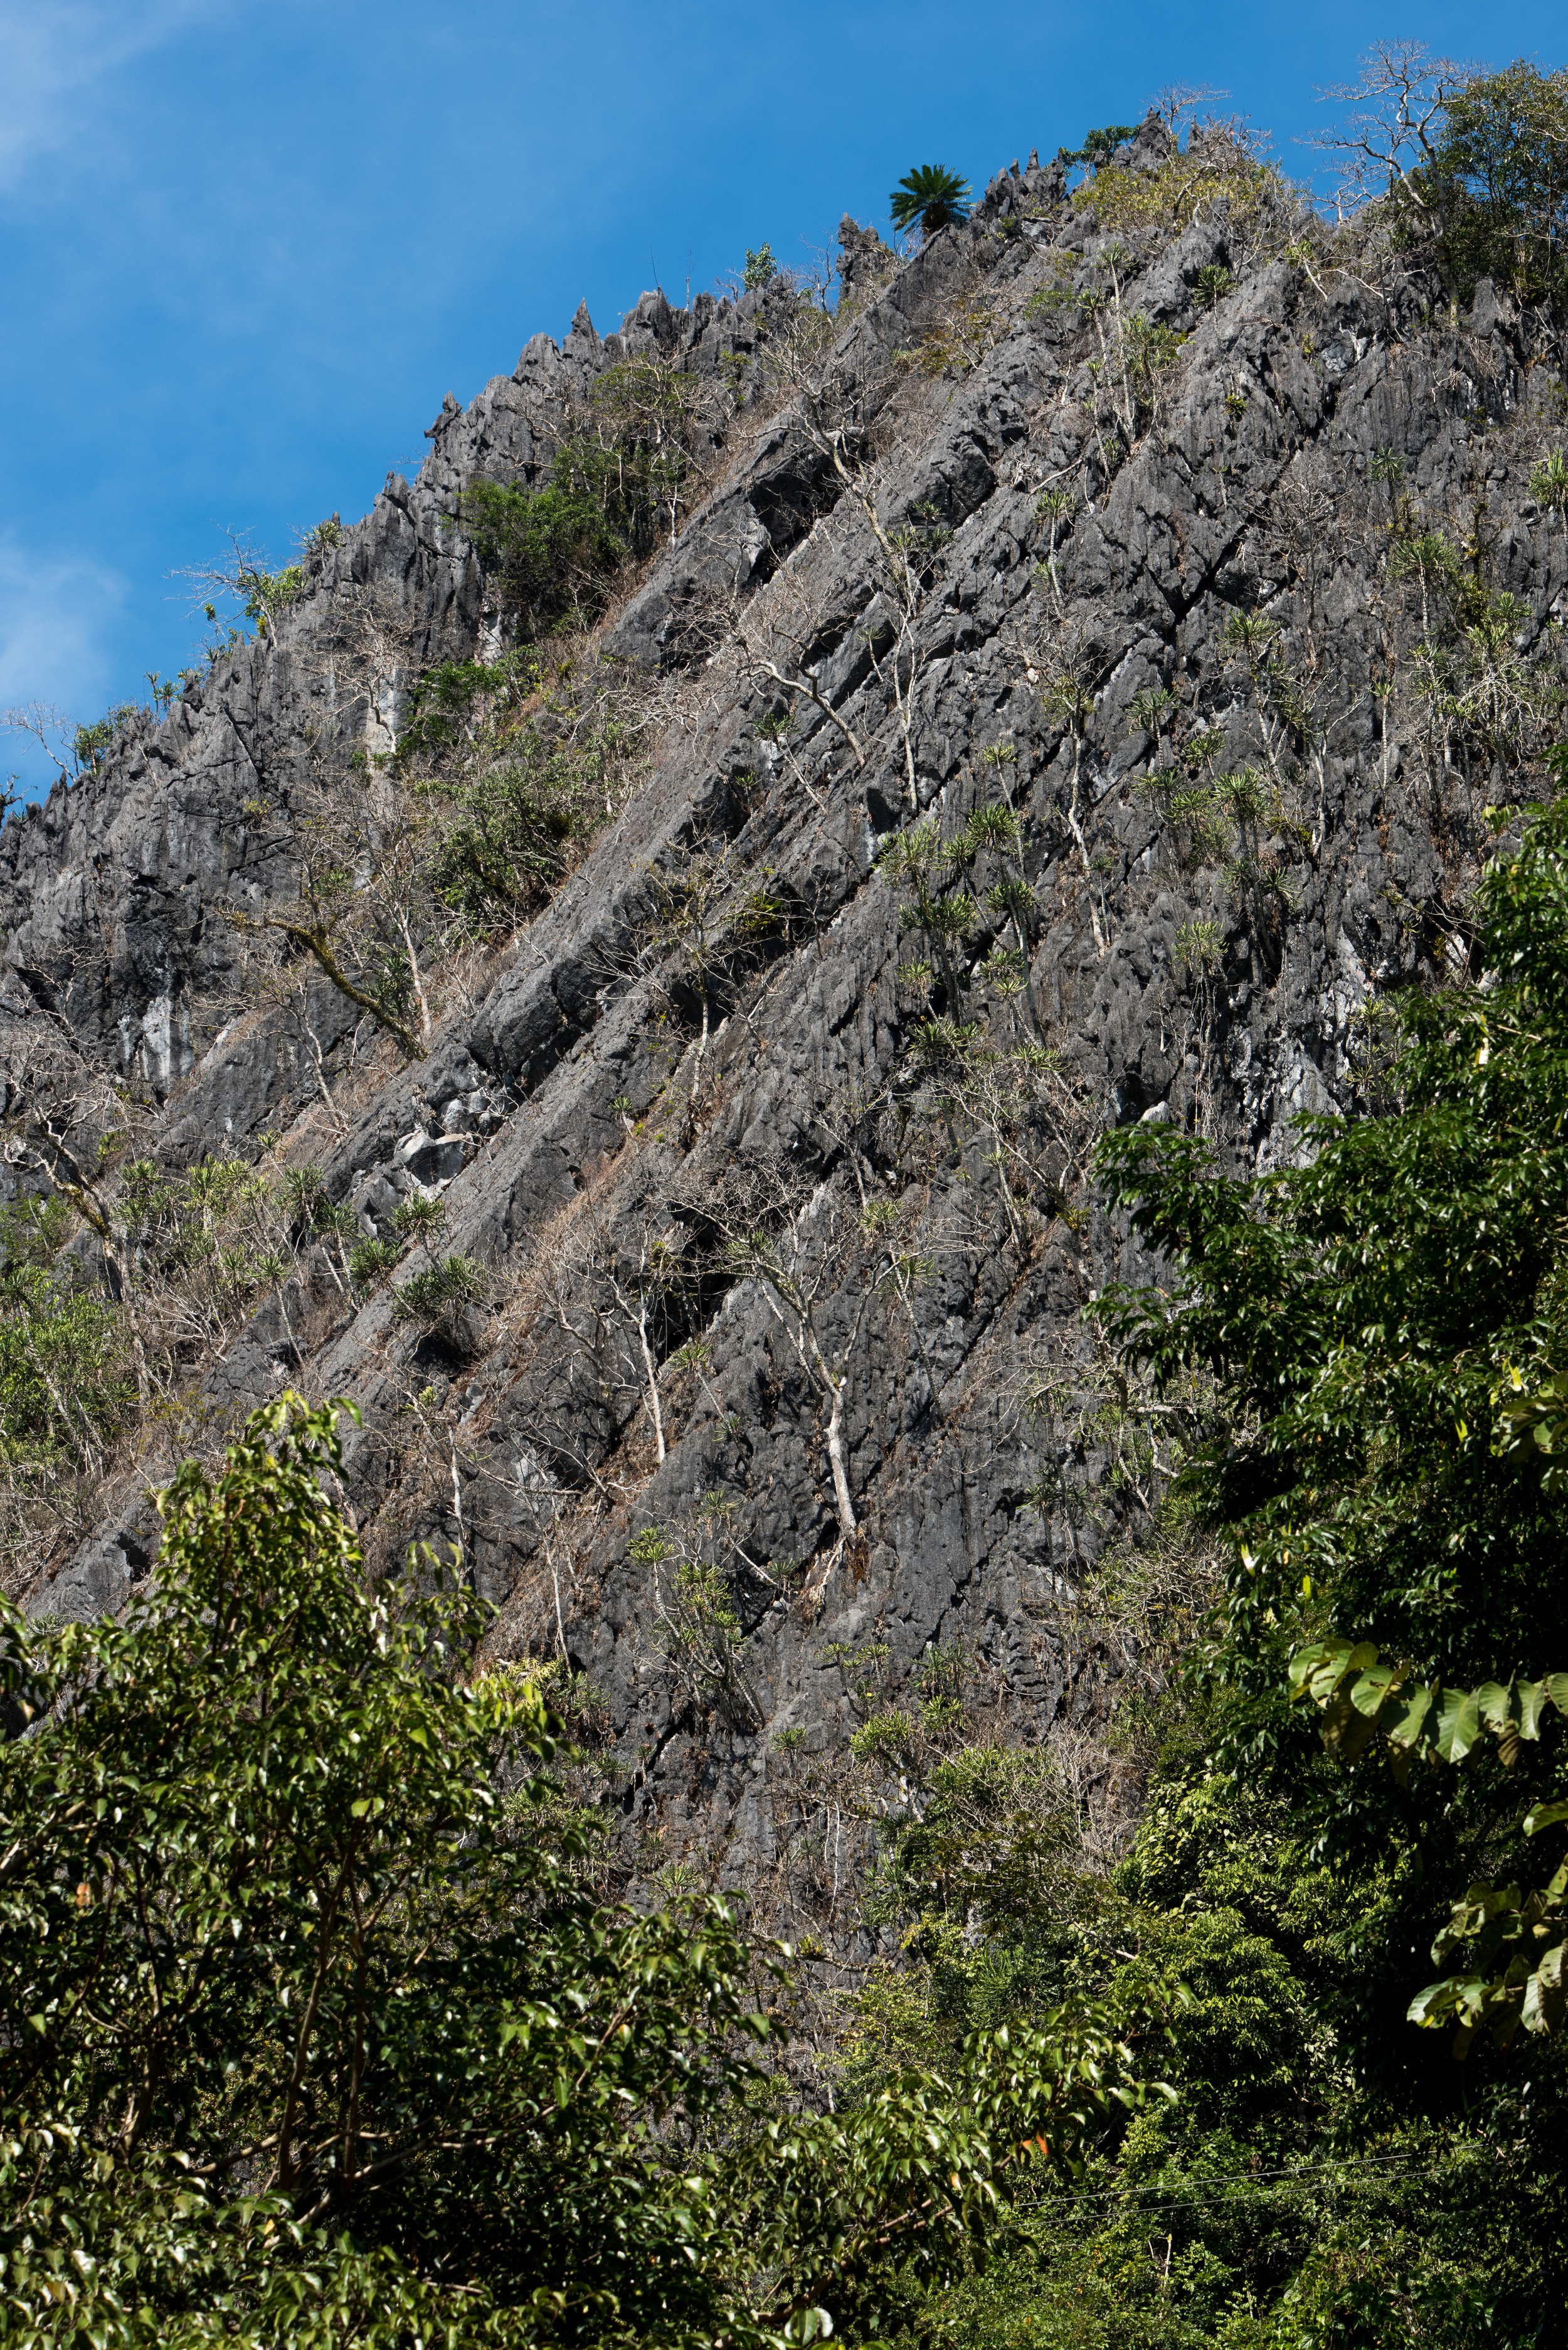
0 270 808 1144
8 168 1564 1905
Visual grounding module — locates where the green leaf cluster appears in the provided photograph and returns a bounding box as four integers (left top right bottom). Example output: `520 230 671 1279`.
1090 793 1568 2054
879 1775 1568 2350
459 361 699 638
888 166 972 238
390 1250 488 1336
1079 146 1281 239
401 649 649 937
460 474 627 640
71 705 144 776
0 1395 1153 2347
1059 124 1143 171
1409 63 1568 306
0 1200 128 1480
1290 1638 1568 2046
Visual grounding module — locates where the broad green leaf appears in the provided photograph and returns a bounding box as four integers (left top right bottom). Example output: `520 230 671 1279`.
1522 1941 1568 2035
1476 1680 1515 1734
1408 1975 1465 2026
1333 1701 1379 1766
1291 1638 1359 1704
1381 1684 1434 1748
1434 1686 1482 1762
1350 1662 1403 1716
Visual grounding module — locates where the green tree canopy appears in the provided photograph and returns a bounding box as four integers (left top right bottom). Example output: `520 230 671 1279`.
0 1395 1152 2347
1418 63 1568 305
1092 795 1568 2055
1060 123 1143 171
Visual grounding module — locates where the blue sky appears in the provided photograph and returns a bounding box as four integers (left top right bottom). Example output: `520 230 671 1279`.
2 0 1564 797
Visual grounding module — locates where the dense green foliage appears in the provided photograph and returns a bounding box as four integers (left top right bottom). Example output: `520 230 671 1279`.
390 1248 488 1339
0 1198 126 1481
888 1774 1566 2350
1059 123 1143 171
1290 1636 1568 2043
460 361 698 637
0 1397 1162 2348
71 707 144 775
1416 65 1568 306
460 473 627 639
844 1654 1568 2350
982 800 1568 2341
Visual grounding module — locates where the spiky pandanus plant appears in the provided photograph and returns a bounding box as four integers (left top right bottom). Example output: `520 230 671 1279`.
889 163 972 239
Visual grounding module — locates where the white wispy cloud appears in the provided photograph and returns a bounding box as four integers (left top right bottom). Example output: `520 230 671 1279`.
0 1 225 194
0 536 127 795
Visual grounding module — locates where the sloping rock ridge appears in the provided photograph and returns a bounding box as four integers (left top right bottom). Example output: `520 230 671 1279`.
8 121 1565 1915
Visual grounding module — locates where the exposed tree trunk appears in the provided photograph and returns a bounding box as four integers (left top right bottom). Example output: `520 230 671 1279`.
635 1298 667 1464
824 1377 856 1538
229 908 421 1059
395 907 433 1043
687 977 710 1130
300 994 349 1133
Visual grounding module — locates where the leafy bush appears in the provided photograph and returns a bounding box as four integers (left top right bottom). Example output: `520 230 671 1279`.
1123 312 1185 385
743 243 777 287
347 1236 399 1290
1173 915 1225 976
1083 137 1281 240
400 652 524 754
460 359 698 637
0 1396 756 2345
1059 122 1143 171
427 720 607 925
459 473 625 638
72 704 142 775
277 1161 336 1240
0 1245 127 1478
390 1251 488 1331
391 1190 445 1238
635 1506 765 1728
241 560 304 631
399 649 650 945
903 292 1005 377
1385 520 1554 772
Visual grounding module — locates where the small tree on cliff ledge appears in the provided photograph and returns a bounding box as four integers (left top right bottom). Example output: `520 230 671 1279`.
889 164 972 238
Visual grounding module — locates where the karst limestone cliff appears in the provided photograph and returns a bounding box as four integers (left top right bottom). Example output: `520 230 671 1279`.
4 114 1562 1915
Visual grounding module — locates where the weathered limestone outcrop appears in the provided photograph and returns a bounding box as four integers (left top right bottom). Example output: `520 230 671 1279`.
9 126 1564 1902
